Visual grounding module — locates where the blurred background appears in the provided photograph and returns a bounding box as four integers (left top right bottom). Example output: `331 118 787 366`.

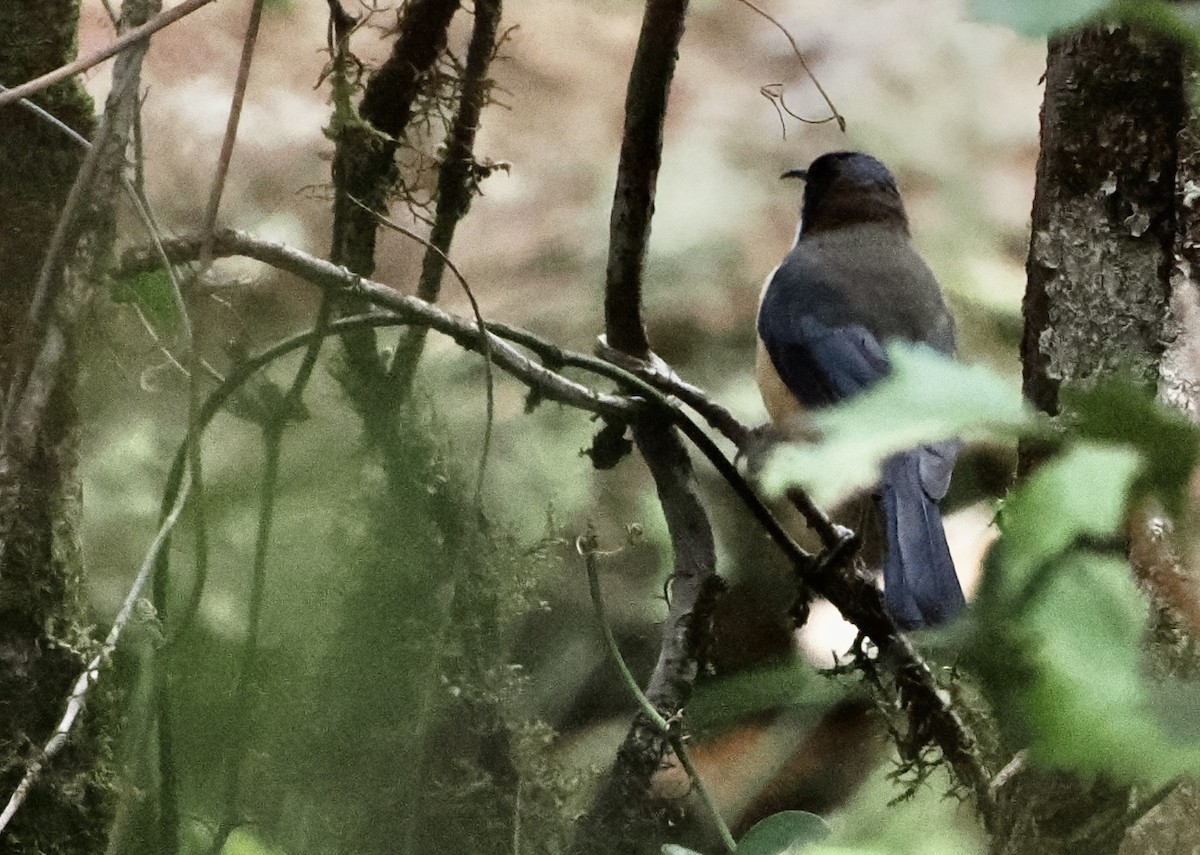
72 0 1044 851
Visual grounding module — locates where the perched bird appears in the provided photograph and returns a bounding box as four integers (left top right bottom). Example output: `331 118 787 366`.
755 151 966 629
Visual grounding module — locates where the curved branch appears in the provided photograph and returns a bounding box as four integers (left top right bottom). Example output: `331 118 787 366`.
580 529 735 854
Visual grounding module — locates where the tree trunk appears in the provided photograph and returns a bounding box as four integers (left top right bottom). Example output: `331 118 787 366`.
0 2 116 852
1009 24 1198 855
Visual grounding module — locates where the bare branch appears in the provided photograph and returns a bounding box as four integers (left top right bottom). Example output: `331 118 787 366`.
199 0 266 258
603 0 689 358
119 230 638 419
0 0 218 109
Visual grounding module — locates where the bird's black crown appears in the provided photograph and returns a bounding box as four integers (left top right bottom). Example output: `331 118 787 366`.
793 151 908 235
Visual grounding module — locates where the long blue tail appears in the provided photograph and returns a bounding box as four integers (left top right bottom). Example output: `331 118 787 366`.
879 449 966 629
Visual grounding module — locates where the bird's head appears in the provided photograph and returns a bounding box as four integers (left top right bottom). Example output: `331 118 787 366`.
783 151 909 236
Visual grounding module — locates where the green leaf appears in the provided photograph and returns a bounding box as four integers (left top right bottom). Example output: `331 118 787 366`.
1015 552 1159 774
970 442 1200 779
735 811 830 854
966 0 1110 36
112 268 180 336
979 442 1142 602
1064 375 1200 516
758 344 1034 508
1147 679 1200 744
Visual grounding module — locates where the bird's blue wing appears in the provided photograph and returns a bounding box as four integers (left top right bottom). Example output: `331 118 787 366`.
755 304 966 629
756 312 891 409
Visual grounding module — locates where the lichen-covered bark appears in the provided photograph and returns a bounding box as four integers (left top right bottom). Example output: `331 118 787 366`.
0 2 119 852
1162 100 1200 420
1023 27 1183 416
389 0 504 398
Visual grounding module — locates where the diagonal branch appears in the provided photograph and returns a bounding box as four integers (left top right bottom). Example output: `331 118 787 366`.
0 464 193 834
0 0 216 109
120 230 637 419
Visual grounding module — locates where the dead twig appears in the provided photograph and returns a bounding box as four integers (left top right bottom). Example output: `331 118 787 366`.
0 0 219 109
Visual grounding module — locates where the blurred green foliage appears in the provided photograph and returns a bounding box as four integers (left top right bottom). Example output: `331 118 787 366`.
969 0 1200 55
761 344 1200 790
967 0 1109 36
112 269 181 337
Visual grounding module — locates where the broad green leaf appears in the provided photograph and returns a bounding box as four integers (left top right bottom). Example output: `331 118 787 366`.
967 0 1109 36
736 811 830 854
970 443 1200 779
1064 376 1200 516
979 442 1142 602
1147 679 1200 744
1016 552 1159 774
758 344 1034 507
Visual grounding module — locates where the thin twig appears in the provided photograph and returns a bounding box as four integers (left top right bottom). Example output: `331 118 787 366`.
578 529 735 853
0 0 218 109
731 0 845 132
0 466 193 833
198 0 265 259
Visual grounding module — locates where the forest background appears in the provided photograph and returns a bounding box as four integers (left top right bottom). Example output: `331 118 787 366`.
2 0 1126 852
81 0 1036 851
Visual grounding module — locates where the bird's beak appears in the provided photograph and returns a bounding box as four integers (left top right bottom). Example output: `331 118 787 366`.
780 168 808 181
